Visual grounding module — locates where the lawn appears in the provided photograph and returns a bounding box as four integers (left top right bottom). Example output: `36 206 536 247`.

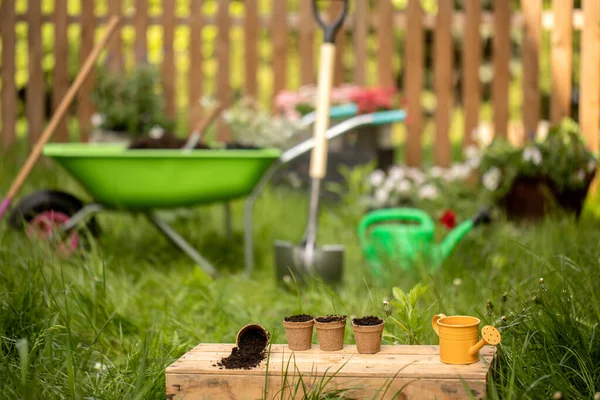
1 142 600 399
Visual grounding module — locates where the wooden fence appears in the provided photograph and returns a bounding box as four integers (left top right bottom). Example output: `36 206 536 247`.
1 0 599 168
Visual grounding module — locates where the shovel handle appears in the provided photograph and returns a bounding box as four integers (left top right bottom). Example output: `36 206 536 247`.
312 0 350 43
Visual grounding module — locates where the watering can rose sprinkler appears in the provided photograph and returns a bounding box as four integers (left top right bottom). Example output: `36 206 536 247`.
357 207 491 276
273 0 349 285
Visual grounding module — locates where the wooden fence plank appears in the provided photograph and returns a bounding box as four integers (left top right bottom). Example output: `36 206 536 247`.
78 0 96 141
405 0 424 167
53 0 69 142
434 0 452 167
134 0 148 63
1 0 17 150
550 0 573 124
216 0 231 141
352 0 368 86
579 0 600 153
272 0 287 99
522 0 542 141
462 0 481 147
27 0 44 146
492 0 510 138
189 0 204 127
377 0 395 87
299 1 314 85
244 0 258 96
162 0 176 118
108 0 122 71
330 1 346 86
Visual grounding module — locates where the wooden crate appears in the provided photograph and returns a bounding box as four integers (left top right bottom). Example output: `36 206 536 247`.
166 344 496 399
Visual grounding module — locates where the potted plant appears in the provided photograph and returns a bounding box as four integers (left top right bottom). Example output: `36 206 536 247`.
89 64 176 144
351 315 385 354
314 315 347 351
282 314 314 351
478 118 597 220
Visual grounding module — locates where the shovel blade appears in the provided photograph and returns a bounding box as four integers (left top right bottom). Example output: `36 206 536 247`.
274 240 344 285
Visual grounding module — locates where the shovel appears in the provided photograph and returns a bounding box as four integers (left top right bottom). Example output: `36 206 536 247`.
274 0 349 285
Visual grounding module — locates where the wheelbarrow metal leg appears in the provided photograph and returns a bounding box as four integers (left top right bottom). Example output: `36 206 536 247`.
145 212 218 277
61 203 105 232
223 202 232 239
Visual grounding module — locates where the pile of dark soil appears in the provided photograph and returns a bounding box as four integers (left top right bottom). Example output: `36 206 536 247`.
128 134 262 151
353 316 384 326
216 328 268 370
284 314 313 323
315 315 346 323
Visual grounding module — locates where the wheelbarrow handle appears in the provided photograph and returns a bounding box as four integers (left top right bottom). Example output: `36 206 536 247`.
312 0 350 43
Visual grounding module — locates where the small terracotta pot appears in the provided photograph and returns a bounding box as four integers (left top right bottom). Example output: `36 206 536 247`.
283 317 314 351
314 315 347 351
236 323 270 351
352 318 385 354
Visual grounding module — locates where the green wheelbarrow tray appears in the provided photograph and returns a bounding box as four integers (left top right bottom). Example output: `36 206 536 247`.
42 143 282 210
357 207 491 276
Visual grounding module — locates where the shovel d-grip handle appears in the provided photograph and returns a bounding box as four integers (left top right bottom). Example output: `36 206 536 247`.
358 208 435 247
311 0 350 44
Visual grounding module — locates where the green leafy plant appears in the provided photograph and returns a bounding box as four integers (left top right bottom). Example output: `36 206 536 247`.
478 118 598 200
90 64 176 138
383 283 429 345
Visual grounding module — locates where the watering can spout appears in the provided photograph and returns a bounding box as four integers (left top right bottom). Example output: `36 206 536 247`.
469 325 502 355
437 208 491 265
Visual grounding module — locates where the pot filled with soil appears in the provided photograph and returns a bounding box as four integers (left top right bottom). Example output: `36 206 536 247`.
216 324 270 370
283 314 314 351
314 315 347 351
352 316 385 354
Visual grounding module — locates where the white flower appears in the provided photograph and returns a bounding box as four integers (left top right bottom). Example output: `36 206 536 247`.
588 160 597 173
91 113 105 128
369 169 386 187
522 146 542 166
576 169 586 181
482 168 502 191
453 278 462 286
375 188 389 205
466 154 481 169
472 124 493 148
406 168 425 185
430 166 444 178
447 163 472 181
149 125 165 139
464 145 480 160
397 180 412 193
418 184 438 199
388 166 405 182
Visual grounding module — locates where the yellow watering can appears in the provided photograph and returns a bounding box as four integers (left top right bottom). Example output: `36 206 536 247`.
432 314 501 365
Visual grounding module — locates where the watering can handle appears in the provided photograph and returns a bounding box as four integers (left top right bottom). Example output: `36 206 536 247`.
432 313 446 337
357 208 435 247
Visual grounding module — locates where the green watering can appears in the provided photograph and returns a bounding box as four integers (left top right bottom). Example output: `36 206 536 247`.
357 208 490 277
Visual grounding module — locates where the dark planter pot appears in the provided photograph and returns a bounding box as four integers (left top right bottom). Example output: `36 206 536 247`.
273 124 395 199
500 173 595 221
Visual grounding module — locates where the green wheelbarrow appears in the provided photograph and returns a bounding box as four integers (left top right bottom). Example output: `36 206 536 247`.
7 105 406 278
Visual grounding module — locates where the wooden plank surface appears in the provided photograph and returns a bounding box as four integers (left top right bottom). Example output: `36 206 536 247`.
244 0 258 96
434 0 452 167
330 1 346 86
298 1 314 85
162 0 176 118
492 0 511 139
216 0 231 141
166 344 495 400
522 0 542 141
27 0 44 146
271 0 287 99
377 0 394 87
188 0 204 127
352 0 368 86
550 0 573 124
78 2 96 141
53 0 69 142
134 0 148 63
1 0 17 150
404 0 424 167
579 0 600 153
107 0 122 71
462 0 481 147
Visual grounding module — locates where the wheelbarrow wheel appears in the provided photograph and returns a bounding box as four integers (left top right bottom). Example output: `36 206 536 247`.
7 190 101 255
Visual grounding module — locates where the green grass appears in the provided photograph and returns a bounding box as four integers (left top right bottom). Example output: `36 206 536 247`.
1 145 600 399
